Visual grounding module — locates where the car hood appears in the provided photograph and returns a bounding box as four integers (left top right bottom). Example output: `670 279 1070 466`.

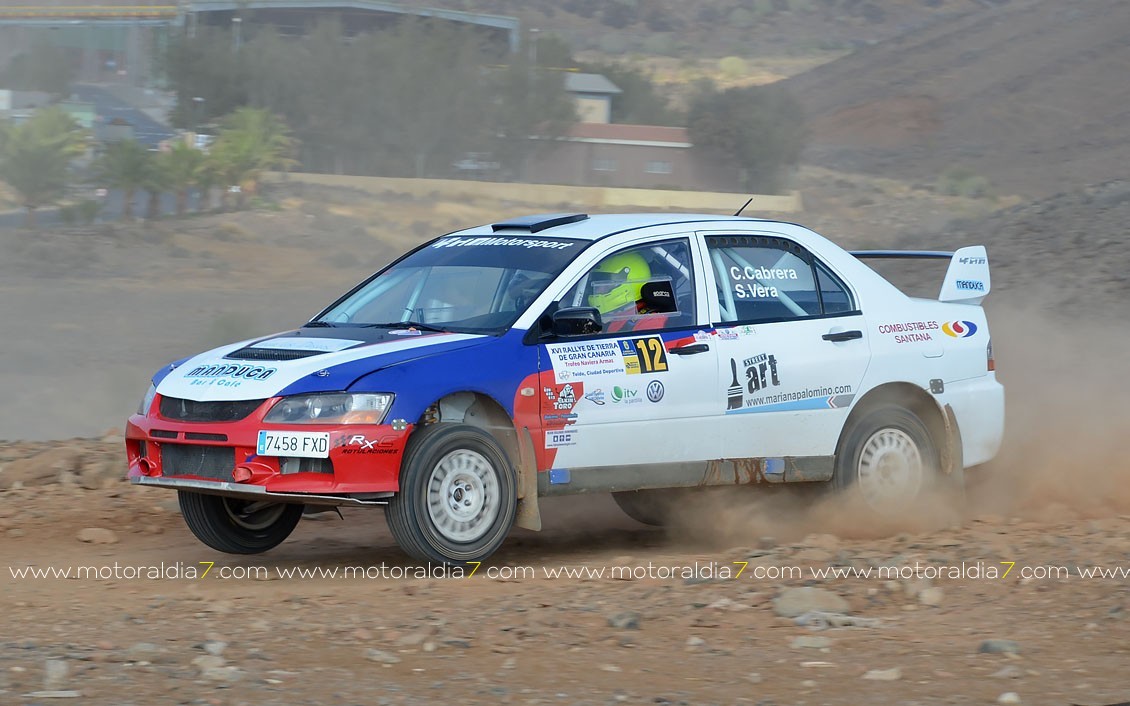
154 329 489 402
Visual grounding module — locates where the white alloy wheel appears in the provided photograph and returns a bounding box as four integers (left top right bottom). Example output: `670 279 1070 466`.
425 449 501 542
855 427 924 509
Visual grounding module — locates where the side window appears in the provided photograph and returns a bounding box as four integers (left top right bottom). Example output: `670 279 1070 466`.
816 262 855 314
706 236 853 323
562 239 696 334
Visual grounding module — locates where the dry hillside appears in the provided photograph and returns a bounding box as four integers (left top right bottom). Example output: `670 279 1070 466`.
787 0 1130 198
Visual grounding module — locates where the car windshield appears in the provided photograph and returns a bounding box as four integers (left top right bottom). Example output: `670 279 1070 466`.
312 234 587 333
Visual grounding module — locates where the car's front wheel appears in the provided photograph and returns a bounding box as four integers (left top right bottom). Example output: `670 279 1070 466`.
178 491 304 554
833 404 951 511
386 424 517 565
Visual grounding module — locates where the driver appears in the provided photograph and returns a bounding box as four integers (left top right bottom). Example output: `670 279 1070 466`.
586 252 666 332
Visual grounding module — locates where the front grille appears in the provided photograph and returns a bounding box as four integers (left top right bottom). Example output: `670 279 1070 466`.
185 432 228 442
161 444 235 481
159 396 265 423
226 347 323 361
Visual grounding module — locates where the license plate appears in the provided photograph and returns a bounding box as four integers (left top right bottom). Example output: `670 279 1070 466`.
256 430 330 458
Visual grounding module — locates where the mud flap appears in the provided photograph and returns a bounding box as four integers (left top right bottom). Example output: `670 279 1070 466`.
941 403 964 475
513 426 542 531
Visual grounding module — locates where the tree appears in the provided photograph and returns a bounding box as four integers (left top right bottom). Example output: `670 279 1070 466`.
160 19 576 180
143 150 171 221
94 140 152 221
363 20 495 177
160 141 206 216
489 49 578 180
161 28 250 129
249 20 374 175
533 34 576 70
0 107 87 226
687 82 808 193
207 107 296 208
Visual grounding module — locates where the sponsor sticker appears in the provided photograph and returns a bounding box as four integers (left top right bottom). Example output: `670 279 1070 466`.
432 236 575 250
876 320 939 344
941 320 978 338
545 429 577 448
185 362 277 389
334 434 398 455
544 384 579 411
584 390 606 405
546 340 626 383
646 380 665 403
955 279 985 292
610 386 641 405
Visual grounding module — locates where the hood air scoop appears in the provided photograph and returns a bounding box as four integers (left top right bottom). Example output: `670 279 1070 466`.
224 347 325 362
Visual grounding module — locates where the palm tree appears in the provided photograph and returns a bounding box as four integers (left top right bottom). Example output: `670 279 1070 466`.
160 141 206 216
207 107 296 209
0 107 86 227
143 150 171 220
94 140 151 221
195 159 221 213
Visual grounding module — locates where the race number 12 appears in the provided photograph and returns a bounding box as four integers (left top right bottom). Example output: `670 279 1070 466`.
632 336 668 374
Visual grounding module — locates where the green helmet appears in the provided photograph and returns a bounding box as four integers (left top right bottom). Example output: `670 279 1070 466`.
587 251 651 314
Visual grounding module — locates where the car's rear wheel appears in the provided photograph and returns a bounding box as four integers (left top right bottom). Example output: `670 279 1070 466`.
178 491 303 554
386 424 516 565
833 404 946 511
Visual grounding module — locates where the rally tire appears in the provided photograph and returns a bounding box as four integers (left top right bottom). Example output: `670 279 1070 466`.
833 405 942 512
612 489 676 527
178 491 303 554
385 423 517 566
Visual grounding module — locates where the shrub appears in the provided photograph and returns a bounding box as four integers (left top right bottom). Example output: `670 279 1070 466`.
718 56 748 80
937 168 993 199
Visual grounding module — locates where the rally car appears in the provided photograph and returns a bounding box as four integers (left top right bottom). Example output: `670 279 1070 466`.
126 212 1004 564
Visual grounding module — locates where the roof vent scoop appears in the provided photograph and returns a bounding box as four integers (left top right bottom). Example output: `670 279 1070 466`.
491 213 588 233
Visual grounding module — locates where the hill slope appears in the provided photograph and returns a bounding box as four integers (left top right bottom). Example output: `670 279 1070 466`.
788 0 1130 197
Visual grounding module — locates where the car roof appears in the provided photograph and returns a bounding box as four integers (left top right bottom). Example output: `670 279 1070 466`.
444 213 798 242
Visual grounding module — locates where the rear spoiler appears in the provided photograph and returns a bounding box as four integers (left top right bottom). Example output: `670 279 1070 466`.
851 246 990 304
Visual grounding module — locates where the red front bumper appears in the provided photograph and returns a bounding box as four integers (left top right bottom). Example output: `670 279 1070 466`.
124 395 410 495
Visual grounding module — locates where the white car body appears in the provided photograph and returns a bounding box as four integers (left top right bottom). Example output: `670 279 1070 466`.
127 212 1004 564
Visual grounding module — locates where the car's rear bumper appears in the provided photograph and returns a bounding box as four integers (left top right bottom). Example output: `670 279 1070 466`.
943 373 1005 466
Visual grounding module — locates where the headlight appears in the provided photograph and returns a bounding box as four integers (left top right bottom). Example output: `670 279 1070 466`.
138 383 157 416
263 393 393 425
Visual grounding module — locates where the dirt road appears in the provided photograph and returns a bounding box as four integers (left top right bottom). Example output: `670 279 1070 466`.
3 180 1129 705
3 302 1129 705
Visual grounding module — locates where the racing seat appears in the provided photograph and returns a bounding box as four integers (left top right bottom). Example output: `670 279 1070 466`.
604 280 677 333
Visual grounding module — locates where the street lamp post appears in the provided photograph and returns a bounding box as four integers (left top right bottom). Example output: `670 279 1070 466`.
232 17 242 51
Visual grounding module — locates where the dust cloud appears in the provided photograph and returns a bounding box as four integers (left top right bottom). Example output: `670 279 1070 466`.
646 301 1130 551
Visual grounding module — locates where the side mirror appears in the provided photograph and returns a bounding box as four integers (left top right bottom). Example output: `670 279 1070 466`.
551 306 602 337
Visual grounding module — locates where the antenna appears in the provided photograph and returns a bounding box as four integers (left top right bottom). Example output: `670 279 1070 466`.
734 197 754 217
